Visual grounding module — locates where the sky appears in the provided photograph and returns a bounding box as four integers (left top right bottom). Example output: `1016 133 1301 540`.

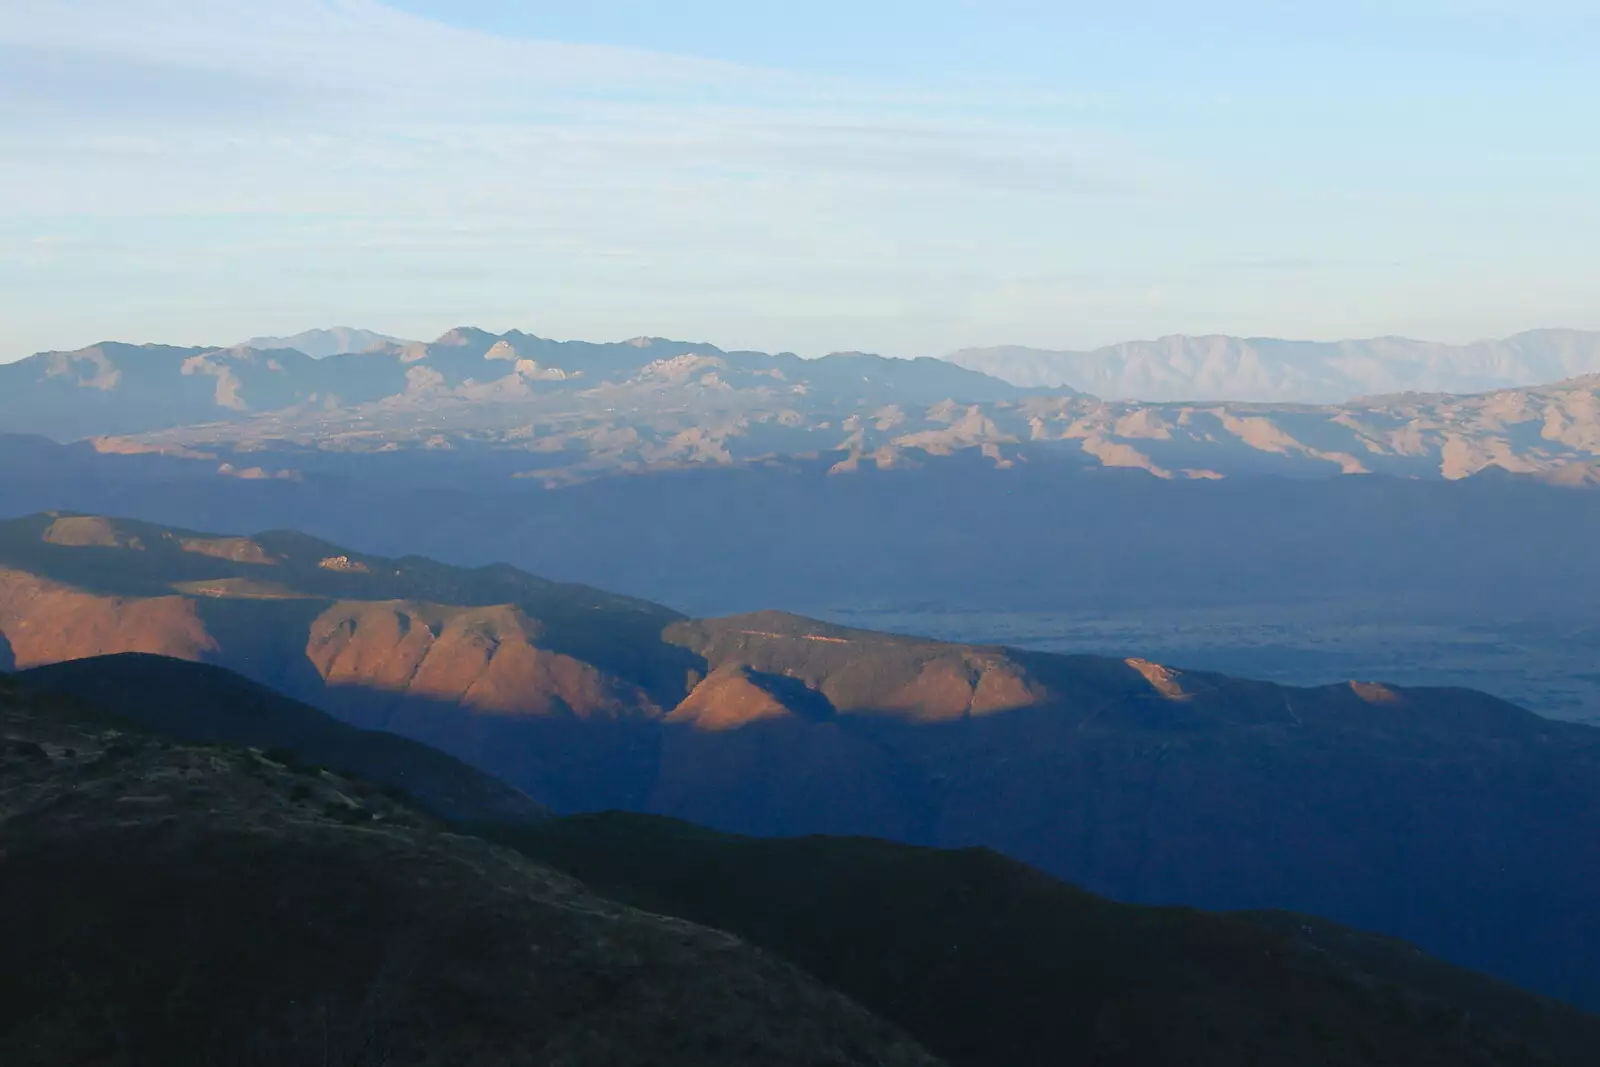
2 0 1598 360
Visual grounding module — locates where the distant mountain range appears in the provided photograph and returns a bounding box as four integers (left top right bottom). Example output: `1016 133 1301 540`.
107 365 1600 485
7 512 1600 1010
239 326 411 358
947 328 1600 403
0 327 1030 441
6 326 1600 484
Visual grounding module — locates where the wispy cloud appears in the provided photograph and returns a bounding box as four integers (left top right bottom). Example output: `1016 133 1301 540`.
0 1 1139 214
1 0 1595 360
0 2 1145 355
4 0 741 97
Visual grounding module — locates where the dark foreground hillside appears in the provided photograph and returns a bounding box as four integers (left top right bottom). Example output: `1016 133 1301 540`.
18 653 550 825
499 813 1600 1067
0 674 940 1067
6 657 1600 1067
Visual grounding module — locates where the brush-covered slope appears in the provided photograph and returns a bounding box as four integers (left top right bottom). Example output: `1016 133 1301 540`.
16 653 549 824
496 812 1600 1067
0 672 941 1067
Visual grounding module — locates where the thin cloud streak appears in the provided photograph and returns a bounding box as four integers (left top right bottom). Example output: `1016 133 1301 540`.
0 0 1596 360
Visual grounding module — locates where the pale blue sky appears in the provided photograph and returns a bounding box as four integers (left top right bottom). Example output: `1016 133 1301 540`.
2 0 1597 360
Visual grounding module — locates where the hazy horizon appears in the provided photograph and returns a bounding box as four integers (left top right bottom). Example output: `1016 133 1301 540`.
6 321 1600 366
4 0 1598 361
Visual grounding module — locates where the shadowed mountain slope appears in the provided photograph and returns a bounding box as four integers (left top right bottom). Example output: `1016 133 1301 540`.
6 514 1600 1008
0 673 942 1067
496 812 1600 1067
17 653 549 824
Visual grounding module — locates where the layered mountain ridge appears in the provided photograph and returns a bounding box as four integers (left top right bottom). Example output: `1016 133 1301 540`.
6 513 1600 1010
5 438 1600 725
9 326 1600 484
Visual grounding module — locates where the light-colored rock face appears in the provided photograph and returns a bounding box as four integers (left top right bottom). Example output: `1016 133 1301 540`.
43 348 122 391
665 615 1047 725
0 571 657 722
1126 658 1191 701
180 537 279 565
43 516 145 550
1350 681 1405 705
181 354 249 410
0 568 217 668
999 377 1600 481
306 601 651 719
666 665 795 731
